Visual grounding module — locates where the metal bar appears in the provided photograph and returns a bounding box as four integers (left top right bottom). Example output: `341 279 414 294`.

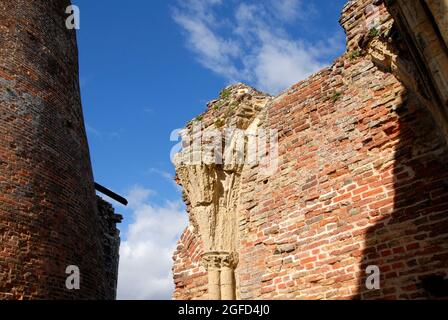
94 182 128 206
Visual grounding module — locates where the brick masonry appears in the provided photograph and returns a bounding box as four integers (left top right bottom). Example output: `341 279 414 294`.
173 226 207 300
0 0 121 299
173 0 448 300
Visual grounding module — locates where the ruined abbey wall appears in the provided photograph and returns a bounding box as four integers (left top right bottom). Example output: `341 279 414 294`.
0 0 121 299
173 0 448 300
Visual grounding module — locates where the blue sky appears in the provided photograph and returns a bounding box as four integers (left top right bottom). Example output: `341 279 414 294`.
73 0 347 299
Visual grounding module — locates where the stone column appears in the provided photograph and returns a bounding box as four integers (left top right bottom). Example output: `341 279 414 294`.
220 266 236 300
201 251 238 300
220 253 238 300
207 267 221 300
201 252 222 300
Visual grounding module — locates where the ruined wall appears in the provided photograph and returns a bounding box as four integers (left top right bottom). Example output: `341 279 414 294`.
173 0 448 300
387 0 448 142
0 0 121 299
96 197 123 299
173 226 207 300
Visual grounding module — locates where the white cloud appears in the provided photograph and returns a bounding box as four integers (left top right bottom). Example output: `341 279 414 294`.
146 168 182 192
173 0 344 94
251 37 325 94
117 186 188 300
85 123 122 140
147 168 173 181
270 0 309 22
173 12 240 80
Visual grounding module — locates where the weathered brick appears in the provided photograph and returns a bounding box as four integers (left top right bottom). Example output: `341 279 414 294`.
0 0 121 299
172 0 448 301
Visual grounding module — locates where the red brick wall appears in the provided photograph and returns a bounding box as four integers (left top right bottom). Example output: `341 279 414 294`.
173 227 208 300
173 0 448 300
0 0 120 299
236 57 448 300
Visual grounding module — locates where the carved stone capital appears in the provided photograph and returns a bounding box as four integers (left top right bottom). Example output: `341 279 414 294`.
200 251 239 270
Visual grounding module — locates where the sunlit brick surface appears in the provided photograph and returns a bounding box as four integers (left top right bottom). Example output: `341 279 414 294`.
173 0 448 300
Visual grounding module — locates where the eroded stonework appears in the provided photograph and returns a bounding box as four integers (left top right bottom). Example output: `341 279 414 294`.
173 84 271 299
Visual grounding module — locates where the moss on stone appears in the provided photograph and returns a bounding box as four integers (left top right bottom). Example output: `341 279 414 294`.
331 91 342 102
220 88 232 100
349 49 361 60
214 118 224 128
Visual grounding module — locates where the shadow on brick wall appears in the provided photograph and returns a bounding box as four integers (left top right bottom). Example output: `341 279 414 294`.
354 85 448 299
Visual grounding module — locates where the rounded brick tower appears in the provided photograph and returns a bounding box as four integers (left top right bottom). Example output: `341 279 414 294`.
0 0 117 299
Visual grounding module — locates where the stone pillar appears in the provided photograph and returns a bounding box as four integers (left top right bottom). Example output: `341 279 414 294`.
201 251 238 300
208 268 221 300
221 266 236 300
